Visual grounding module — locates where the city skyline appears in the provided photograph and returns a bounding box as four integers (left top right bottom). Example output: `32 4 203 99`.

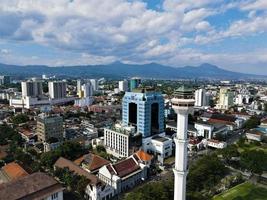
0 0 267 74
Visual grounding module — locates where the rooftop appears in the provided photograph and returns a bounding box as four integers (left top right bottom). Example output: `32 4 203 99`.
54 157 100 185
1 162 28 181
135 150 153 162
107 157 140 178
0 172 62 200
74 153 110 172
152 135 169 142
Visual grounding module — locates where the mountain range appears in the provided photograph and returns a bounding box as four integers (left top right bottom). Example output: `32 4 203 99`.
0 62 265 80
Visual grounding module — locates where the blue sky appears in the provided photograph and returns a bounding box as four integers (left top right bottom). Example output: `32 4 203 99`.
0 0 267 74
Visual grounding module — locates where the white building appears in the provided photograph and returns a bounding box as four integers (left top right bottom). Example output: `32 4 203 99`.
82 82 93 97
98 155 147 195
21 80 43 97
104 124 140 158
195 89 208 107
74 97 94 107
142 135 172 164
206 139 227 149
10 96 76 109
90 79 98 91
48 81 67 99
119 80 128 92
246 129 264 142
194 121 228 139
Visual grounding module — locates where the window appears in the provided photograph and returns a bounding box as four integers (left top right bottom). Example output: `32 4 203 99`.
52 193 58 200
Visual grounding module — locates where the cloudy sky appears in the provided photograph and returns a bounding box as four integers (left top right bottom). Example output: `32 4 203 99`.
0 0 267 74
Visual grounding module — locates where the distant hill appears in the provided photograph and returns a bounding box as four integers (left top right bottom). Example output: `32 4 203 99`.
0 62 265 80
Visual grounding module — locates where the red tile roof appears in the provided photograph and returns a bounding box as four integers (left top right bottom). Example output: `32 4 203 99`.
74 153 110 172
111 158 140 178
136 150 153 162
2 162 28 181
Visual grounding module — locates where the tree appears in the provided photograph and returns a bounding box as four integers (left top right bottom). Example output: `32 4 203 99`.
243 116 260 129
220 144 240 165
240 150 267 174
11 114 29 124
187 155 228 193
124 179 174 200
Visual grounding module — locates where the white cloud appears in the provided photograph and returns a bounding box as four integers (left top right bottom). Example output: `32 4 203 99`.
0 49 11 54
0 0 266 74
241 0 267 11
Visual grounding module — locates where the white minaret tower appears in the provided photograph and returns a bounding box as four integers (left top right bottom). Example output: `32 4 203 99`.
171 85 195 200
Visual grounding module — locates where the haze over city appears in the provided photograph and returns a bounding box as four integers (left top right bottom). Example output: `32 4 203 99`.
0 0 267 74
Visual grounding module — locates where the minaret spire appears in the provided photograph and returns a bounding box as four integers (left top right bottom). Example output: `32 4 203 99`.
171 85 195 200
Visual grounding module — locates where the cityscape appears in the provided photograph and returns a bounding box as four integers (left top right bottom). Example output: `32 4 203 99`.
0 1 267 200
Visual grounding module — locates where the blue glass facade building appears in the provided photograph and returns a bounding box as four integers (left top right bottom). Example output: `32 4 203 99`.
122 88 164 138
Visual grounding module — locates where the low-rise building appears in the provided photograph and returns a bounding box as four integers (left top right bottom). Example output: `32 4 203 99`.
54 157 114 200
98 155 147 195
142 135 172 164
206 139 227 149
194 121 228 139
0 162 28 183
74 154 110 174
246 129 264 142
0 172 64 200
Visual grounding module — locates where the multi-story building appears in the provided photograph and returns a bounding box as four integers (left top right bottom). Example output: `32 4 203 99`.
195 88 208 107
48 81 67 99
90 79 98 91
119 80 128 92
36 114 64 142
21 80 43 97
104 123 142 158
0 76 10 85
77 79 83 94
122 88 164 138
217 87 234 110
82 82 93 97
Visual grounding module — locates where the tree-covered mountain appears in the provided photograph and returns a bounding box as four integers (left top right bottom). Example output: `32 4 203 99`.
0 62 265 80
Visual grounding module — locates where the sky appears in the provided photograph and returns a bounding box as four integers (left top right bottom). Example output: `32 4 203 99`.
0 0 267 74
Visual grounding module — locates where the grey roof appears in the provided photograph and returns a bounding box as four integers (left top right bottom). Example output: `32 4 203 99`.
0 172 63 200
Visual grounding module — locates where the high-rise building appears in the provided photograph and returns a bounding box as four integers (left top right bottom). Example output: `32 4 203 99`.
217 87 234 110
36 115 63 142
90 79 98 91
195 88 207 107
119 80 128 92
122 88 164 138
171 85 195 200
129 78 141 91
81 82 93 97
77 79 83 94
48 81 67 99
21 80 43 97
0 76 10 85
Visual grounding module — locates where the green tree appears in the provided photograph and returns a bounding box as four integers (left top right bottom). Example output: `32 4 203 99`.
12 114 29 124
187 155 228 192
243 116 260 129
240 150 267 174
